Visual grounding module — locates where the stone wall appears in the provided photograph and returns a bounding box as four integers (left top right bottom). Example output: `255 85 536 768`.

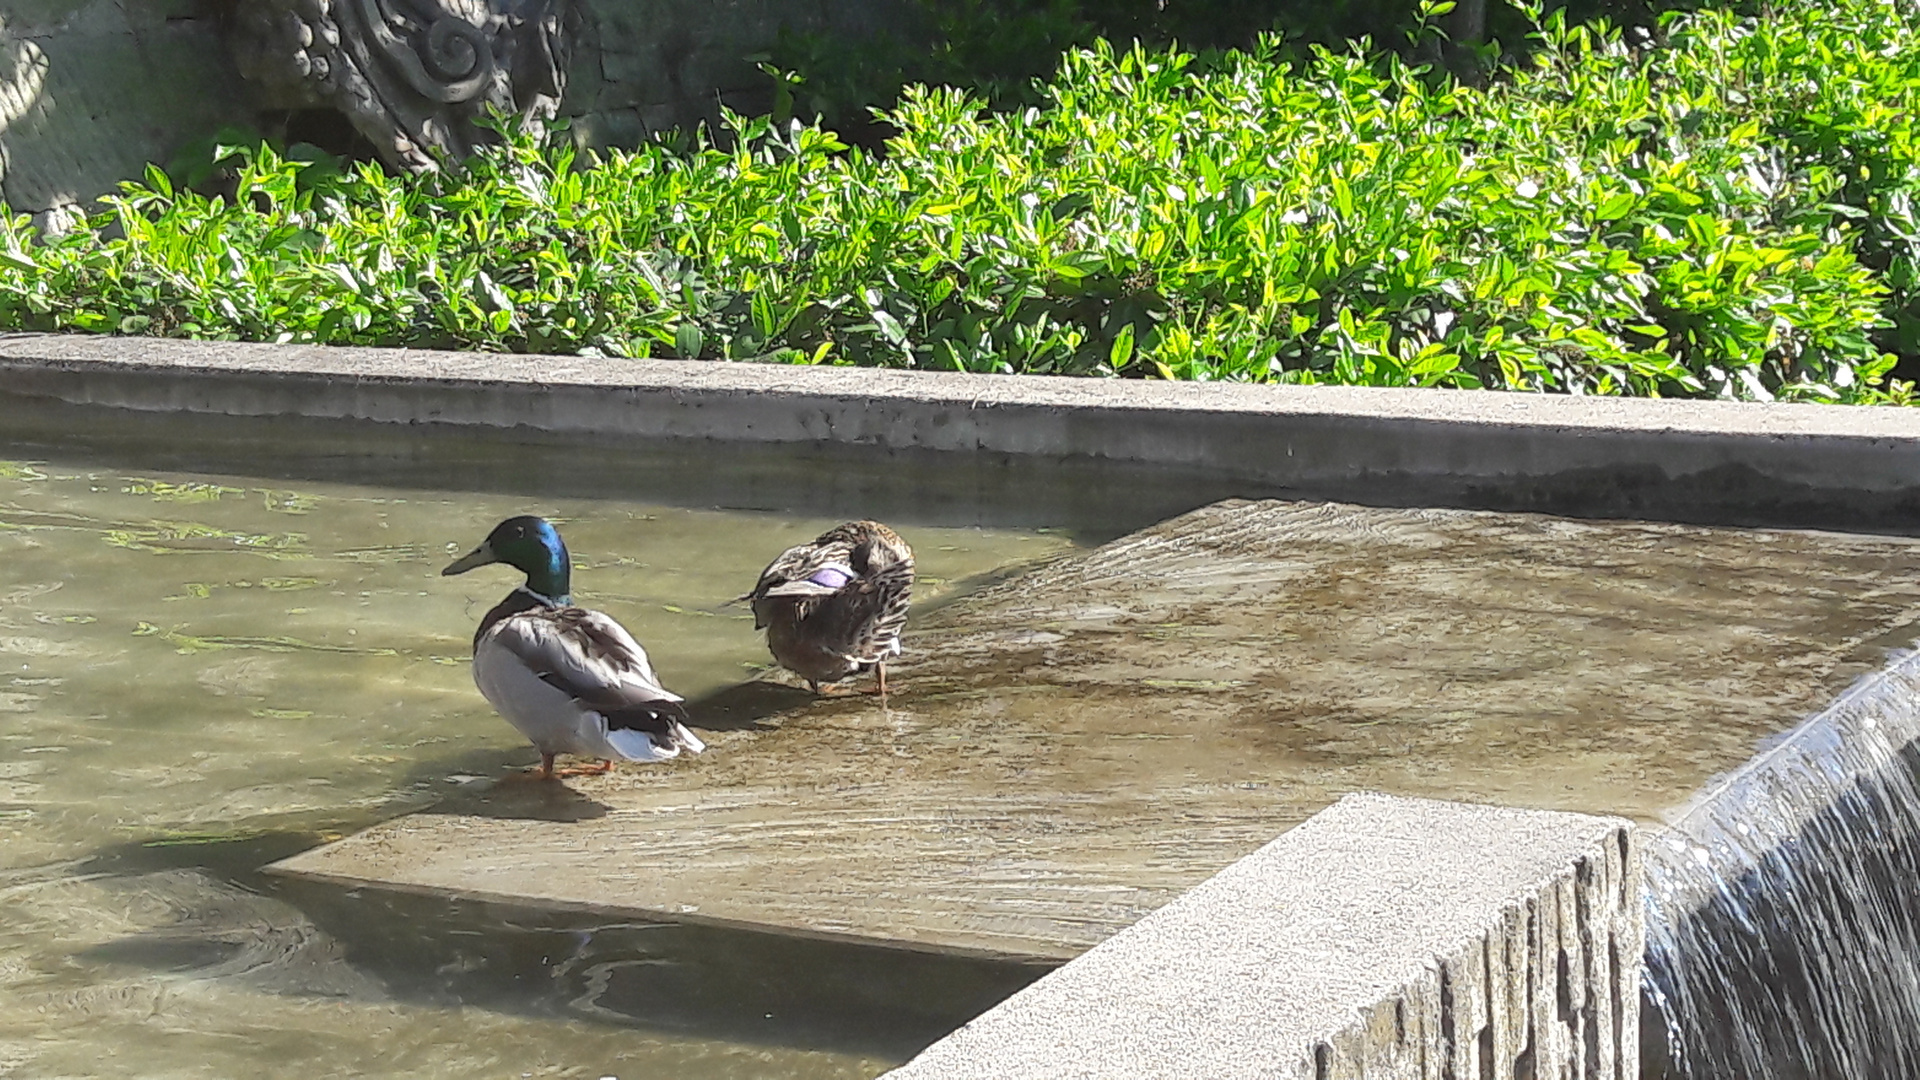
566 0 910 147
0 0 908 225
0 2 253 226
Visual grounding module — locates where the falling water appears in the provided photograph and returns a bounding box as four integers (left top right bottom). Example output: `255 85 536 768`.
1642 651 1920 1079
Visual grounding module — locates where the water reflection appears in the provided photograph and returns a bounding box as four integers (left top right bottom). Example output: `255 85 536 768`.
0 439 1069 1078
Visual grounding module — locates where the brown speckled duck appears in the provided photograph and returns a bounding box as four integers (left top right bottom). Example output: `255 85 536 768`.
745 520 915 694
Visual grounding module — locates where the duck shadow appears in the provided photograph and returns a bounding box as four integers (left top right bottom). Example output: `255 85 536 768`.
422 775 611 822
353 743 615 823
363 677 819 823
687 678 818 732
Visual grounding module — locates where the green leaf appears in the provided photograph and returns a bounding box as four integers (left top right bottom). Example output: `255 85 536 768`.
1109 323 1136 368
1595 192 1637 222
674 322 706 359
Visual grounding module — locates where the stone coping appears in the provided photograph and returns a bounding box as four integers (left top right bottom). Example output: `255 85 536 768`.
4 333 1920 527
1 331 1916 438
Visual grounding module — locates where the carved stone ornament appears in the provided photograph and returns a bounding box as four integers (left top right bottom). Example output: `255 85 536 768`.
231 0 573 172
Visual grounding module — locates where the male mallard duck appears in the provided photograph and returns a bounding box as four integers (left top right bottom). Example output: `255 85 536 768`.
746 520 915 694
442 515 703 779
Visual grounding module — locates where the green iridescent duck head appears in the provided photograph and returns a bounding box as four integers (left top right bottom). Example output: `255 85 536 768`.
442 515 572 604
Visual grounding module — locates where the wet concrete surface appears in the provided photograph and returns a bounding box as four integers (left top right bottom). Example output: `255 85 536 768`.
272 499 1920 960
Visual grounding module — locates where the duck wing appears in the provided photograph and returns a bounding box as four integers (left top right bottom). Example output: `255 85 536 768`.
832 554 915 664
746 538 858 627
493 607 694 738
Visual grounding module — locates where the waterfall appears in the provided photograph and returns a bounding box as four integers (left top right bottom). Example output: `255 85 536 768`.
1642 652 1920 1079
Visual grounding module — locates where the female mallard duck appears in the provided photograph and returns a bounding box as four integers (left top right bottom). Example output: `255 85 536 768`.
442 515 703 779
746 520 915 694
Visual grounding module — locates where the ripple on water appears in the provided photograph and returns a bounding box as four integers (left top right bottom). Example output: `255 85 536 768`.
0 445 1070 1080
0 636 81 657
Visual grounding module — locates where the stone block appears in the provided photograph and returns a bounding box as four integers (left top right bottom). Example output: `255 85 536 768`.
881 793 1642 1080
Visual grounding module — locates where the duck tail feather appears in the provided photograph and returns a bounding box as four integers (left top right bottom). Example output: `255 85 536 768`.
670 721 706 755
605 726 693 762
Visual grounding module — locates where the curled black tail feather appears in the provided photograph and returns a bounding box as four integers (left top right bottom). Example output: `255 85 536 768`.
606 697 691 734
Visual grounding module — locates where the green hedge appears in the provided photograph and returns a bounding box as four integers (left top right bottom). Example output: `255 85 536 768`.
1 0 1916 401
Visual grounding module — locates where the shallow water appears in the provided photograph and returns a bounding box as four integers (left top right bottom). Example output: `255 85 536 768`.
287 496 1920 973
0 431 1073 1079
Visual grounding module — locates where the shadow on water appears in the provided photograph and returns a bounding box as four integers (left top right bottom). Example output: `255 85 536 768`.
74 824 1053 1063
0 394 1256 546
433 778 614 822
691 678 823 732
1641 656 1920 1079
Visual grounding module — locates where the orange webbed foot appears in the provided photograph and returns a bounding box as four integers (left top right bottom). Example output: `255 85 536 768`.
856 662 891 697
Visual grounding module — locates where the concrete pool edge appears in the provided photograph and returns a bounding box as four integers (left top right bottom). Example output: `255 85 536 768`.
881 793 1644 1080
5 333 1920 528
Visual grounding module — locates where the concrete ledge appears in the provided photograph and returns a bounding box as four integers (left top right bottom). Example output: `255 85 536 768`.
6 334 1920 529
882 793 1642 1080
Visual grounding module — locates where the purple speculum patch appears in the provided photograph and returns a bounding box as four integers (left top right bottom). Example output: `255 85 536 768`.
807 565 855 589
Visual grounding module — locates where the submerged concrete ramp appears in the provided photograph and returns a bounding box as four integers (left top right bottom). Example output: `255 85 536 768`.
884 794 1641 1080
269 499 1920 960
